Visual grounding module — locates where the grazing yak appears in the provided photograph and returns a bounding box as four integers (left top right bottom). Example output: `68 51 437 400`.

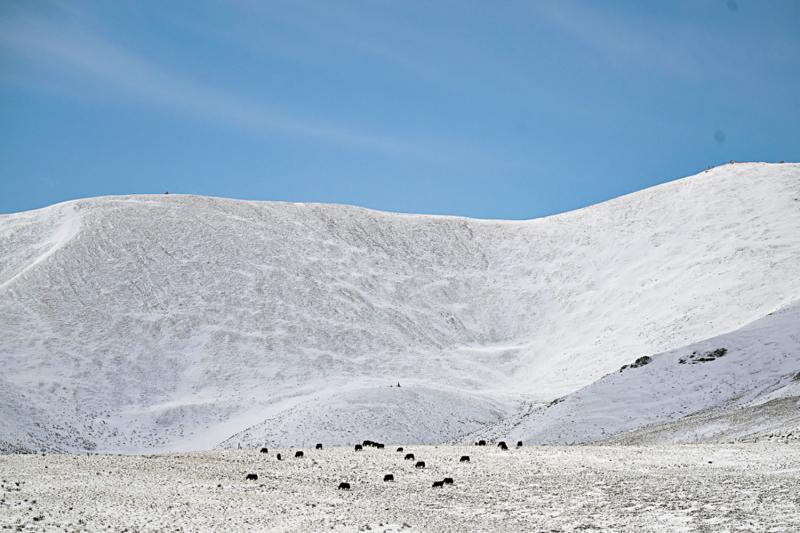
443 477 454 485
396 447 404 452
260 447 269 454
432 480 444 488
404 453 415 460
459 456 470 463
415 461 426 469
355 444 363 452
362 440 373 447
316 443 323 450
517 441 523 448
383 474 394 482
246 473 258 481
498 441 508 450
276 453 282 461
376 443 385 449
338 482 351 490
478 440 486 446
295 451 304 458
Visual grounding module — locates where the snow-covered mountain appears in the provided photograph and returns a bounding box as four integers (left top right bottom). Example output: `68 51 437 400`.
1 162 798 452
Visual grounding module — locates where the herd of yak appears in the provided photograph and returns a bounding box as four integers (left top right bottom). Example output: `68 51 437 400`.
245 439 524 490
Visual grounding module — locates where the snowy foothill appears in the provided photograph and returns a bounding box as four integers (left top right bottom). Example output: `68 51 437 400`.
0 162 799 452
470 299 800 446
2 444 799 531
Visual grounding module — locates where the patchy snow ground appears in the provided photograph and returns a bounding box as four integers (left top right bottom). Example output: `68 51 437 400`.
1 445 799 532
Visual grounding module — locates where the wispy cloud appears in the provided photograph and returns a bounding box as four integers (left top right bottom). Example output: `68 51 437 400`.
0 13 413 153
530 1 704 79
207 0 455 88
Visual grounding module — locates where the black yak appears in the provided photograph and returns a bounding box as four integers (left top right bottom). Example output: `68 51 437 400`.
459 456 470 463
498 441 508 450
376 443 385 449
246 473 258 481
315 443 323 450
478 440 486 446
415 461 426 469
277 453 282 460
516 441 523 448
338 482 351 490
260 447 269 454
383 474 394 482
355 444 363 452
396 447 404 452
443 477 454 485
295 451 304 458
432 480 443 488
404 453 415 460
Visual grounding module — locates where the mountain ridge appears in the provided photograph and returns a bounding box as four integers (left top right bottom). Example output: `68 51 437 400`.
1 162 798 452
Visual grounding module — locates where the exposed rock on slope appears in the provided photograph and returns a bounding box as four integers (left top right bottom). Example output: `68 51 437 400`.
476 300 800 445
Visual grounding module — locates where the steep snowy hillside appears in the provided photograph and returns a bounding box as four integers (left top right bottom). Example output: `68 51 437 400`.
1 162 799 452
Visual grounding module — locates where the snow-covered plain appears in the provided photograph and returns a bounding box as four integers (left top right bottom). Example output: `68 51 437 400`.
1 162 799 451
2 445 799 531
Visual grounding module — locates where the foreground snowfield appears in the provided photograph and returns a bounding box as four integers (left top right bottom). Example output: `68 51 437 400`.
1 444 799 532
1 162 799 451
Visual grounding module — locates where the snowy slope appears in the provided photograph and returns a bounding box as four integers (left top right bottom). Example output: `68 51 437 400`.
475 299 800 445
1 162 799 451
218 383 508 449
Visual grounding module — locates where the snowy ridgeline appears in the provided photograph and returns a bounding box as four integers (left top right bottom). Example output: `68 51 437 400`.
0 162 799 452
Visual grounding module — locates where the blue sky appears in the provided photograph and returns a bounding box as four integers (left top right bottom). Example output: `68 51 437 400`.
1 0 798 218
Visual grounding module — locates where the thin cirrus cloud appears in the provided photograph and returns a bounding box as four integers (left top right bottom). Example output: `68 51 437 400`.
0 14 413 153
530 2 707 79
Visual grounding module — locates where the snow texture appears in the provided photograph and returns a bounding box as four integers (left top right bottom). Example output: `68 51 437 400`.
1 162 799 451
472 301 800 445
1 445 799 531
